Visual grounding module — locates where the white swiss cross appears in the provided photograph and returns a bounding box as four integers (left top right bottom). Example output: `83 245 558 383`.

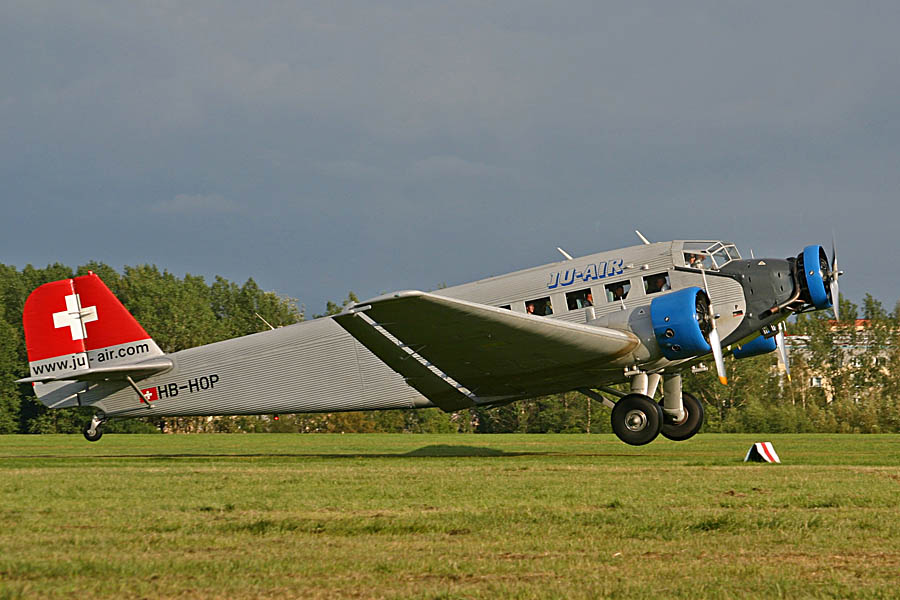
52 294 99 341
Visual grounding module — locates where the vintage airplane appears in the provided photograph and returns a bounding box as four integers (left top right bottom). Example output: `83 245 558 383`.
18 236 840 445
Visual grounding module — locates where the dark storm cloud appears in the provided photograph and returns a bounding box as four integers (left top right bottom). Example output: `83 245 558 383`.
2 2 899 312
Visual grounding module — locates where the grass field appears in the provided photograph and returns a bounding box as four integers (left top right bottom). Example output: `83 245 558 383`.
1 433 899 599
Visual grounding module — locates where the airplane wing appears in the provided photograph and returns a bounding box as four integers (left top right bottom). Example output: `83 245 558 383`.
334 291 639 411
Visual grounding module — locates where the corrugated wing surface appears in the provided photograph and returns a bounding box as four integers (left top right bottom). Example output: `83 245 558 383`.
358 292 638 398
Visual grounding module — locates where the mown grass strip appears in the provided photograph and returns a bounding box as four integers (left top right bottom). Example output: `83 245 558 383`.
1 433 898 599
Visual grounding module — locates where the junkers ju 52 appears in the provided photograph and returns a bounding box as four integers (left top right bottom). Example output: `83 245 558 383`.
19 235 841 446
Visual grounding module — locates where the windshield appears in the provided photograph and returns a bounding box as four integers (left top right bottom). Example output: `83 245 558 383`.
682 241 741 270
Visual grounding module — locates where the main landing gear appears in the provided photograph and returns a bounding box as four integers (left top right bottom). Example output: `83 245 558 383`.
659 391 704 441
583 372 704 446
611 393 662 446
82 413 106 442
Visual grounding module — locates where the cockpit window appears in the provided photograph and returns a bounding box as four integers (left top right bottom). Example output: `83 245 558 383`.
712 247 729 267
682 241 740 270
683 250 714 270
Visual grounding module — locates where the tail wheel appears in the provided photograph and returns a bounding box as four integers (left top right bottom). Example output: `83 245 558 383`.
611 393 662 446
659 392 704 441
82 422 103 442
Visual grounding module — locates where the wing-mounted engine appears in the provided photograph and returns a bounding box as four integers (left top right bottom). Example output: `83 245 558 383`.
589 286 717 365
649 287 713 360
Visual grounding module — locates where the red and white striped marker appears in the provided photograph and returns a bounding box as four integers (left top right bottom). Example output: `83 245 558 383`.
744 442 781 463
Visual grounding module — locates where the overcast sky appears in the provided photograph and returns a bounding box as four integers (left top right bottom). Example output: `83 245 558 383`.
2 2 898 314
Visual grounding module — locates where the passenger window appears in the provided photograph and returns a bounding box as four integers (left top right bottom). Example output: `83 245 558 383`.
499 305 511 310
565 289 593 310
605 281 630 302
525 297 553 316
643 273 671 294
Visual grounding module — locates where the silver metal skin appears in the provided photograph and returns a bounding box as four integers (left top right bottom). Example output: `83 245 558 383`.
79 317 433 419
31 241 747 417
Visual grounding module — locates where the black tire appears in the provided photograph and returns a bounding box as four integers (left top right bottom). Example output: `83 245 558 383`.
611 393 662 446
83 422 103 442
659 392 704 441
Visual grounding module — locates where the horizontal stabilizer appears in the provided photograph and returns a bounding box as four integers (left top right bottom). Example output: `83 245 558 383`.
17 356 173 384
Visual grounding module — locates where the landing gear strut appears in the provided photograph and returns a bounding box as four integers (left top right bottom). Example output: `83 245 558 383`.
659 392 704 441
82 413 106 442
657 374 703 441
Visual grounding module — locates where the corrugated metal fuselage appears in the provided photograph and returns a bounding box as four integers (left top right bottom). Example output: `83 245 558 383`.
85 241 748 418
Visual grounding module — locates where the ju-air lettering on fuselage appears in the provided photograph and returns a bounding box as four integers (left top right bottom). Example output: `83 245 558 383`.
547 258 624 289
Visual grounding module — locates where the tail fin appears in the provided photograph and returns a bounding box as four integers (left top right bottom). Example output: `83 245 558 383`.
20 273 170 406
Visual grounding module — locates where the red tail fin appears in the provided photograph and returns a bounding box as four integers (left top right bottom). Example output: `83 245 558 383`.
23 273 162 378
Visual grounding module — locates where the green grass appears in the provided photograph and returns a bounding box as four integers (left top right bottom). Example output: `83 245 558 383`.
1 433 899 599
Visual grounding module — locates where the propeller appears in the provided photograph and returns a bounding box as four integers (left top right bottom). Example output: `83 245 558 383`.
828 236 841 321
775 322 791 381
700 267 728 385
708 326 727 386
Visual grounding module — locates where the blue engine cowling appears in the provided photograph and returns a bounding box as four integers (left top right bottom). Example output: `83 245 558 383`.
732 334 777 359
650 287 712 360
799 245 832 310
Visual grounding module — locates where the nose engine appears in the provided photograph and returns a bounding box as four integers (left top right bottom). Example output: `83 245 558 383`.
796 244 836 312
718 242 841 347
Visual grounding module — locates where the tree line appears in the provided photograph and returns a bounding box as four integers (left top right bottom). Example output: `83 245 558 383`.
0 263 897 435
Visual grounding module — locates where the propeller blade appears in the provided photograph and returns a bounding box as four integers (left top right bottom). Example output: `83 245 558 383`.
709 326 728 386
775 324 791 382
700 266 727 385
830 279 840 321
830 236 840 321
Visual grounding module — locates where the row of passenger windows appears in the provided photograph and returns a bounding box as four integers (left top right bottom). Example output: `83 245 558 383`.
505 272 671 316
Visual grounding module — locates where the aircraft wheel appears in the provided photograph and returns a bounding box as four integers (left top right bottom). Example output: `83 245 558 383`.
82 422 103 442
611 393 661 446
659 392 704 441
